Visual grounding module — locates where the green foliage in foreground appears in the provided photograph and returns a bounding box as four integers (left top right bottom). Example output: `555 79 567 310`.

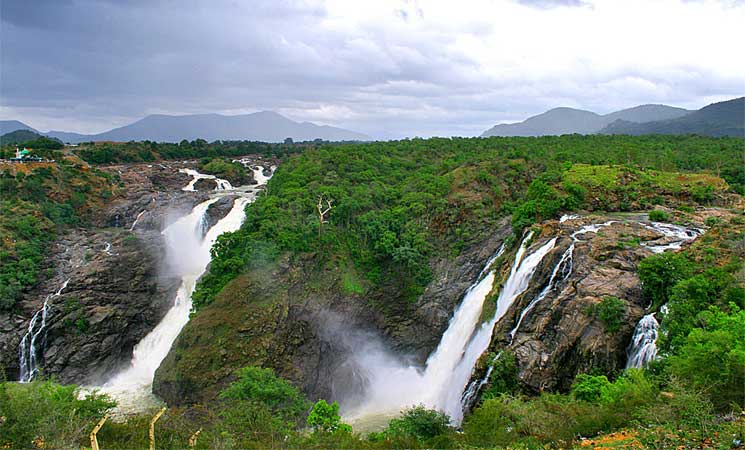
0 380 115 448
2 366 744 449
307 400 352 434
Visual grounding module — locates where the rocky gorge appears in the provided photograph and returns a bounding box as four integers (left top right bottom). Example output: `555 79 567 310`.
0 156 275 386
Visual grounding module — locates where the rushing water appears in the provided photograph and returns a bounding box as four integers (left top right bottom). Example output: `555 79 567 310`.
508 221 614 343
94 165 271 413
18 279 71 382
626 313 659 368
344 232 558 427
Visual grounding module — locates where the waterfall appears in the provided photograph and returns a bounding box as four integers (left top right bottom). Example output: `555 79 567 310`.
179 168 233 191
642 221 700 253
344 232 557 427
18 279 71 382
508 221 614 343
95 166 272 413
626 313 659 368
129 210 146 231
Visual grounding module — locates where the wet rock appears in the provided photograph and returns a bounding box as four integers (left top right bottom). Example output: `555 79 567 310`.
193 179 216 192
153 218 513 406
0 228 180 384
201 196 237 238
477 217 701 398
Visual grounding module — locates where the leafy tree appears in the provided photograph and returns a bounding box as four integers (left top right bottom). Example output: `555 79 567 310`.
638 253 691 308
571 374 611 402
307 399 351 434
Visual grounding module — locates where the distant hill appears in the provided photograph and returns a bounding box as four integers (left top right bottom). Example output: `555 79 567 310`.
0 129 43 145
44 111 370 143
481 104 691 137
599 97 744 137
0 120 38 135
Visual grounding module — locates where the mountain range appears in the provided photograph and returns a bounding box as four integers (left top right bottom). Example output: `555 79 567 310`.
481 97 744 137
600 97 744 137
1 111 370 144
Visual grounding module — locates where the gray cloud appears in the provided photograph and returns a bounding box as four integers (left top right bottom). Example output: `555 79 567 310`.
1 0 742 139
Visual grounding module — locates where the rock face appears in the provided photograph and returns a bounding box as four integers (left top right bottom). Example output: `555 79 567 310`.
153 218 513 406
0 155 275 385
467 214 709 403
201 196 237 238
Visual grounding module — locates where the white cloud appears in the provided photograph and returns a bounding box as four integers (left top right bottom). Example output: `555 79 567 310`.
1 0 743 138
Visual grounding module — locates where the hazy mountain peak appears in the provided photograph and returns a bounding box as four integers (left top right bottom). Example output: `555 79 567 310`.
482 103 692 137
40 111 369 143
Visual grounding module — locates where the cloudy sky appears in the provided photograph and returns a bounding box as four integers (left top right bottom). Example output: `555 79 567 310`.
1 0 743 139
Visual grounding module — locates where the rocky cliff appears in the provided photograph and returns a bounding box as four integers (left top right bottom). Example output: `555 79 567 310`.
466 209 724 405
152 218 513 405
0 159 256 383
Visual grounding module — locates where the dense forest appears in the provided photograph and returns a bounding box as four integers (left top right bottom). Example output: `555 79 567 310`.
1 134 744 448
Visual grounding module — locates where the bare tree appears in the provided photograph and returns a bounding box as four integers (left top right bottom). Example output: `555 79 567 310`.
317 194 333 239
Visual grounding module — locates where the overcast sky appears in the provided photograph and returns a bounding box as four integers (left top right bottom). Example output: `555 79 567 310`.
1 0 743 139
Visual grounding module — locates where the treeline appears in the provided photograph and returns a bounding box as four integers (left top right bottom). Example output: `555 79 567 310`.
71 139 328 164
192 134 744 311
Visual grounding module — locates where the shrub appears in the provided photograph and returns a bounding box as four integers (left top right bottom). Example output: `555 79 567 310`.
219 366 309 423
648 209 669 222
596 296 625 332
372 405 452 446
0 380 114 448
571 374 611 402
307 400 352 434
638 253 691 308
481 351 520 399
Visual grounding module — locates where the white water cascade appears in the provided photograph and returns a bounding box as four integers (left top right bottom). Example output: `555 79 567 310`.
96 166 271 413
508 221 614 343
345 232 558 427
18 279 70 382
626 313 660 368
642 221 701 253
179 168 233 191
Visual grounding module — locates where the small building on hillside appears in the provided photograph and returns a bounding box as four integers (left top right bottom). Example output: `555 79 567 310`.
10 147 43 162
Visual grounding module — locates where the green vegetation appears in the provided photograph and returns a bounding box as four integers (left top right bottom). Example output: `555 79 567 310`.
70 139 310 164
197 157 252 185
307 399 352 434
192 134 742 312
0 158 116 310
0 380 115 448
648 209 669 221
595 296 626 332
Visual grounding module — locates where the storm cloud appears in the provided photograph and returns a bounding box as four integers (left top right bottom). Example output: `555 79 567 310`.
1 0 743 139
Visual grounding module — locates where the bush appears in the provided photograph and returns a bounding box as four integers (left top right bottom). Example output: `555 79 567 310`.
0 380 114 448
219 366 309 423
372 405 452 446
481 351 520 399
307 400 352 434
595 296 625 332
665 307 745 411
571 374 611 402
648 209 669 222
638 253 691 308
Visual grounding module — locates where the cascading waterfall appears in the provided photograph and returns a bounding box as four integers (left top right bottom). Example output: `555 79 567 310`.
448 234 556 423
95 166 271 413
626 313 659 368
18 279 71 382
642 221 701 253
344 232 558 426
508 221 614 343
129 210 146 231
179 168 233 191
